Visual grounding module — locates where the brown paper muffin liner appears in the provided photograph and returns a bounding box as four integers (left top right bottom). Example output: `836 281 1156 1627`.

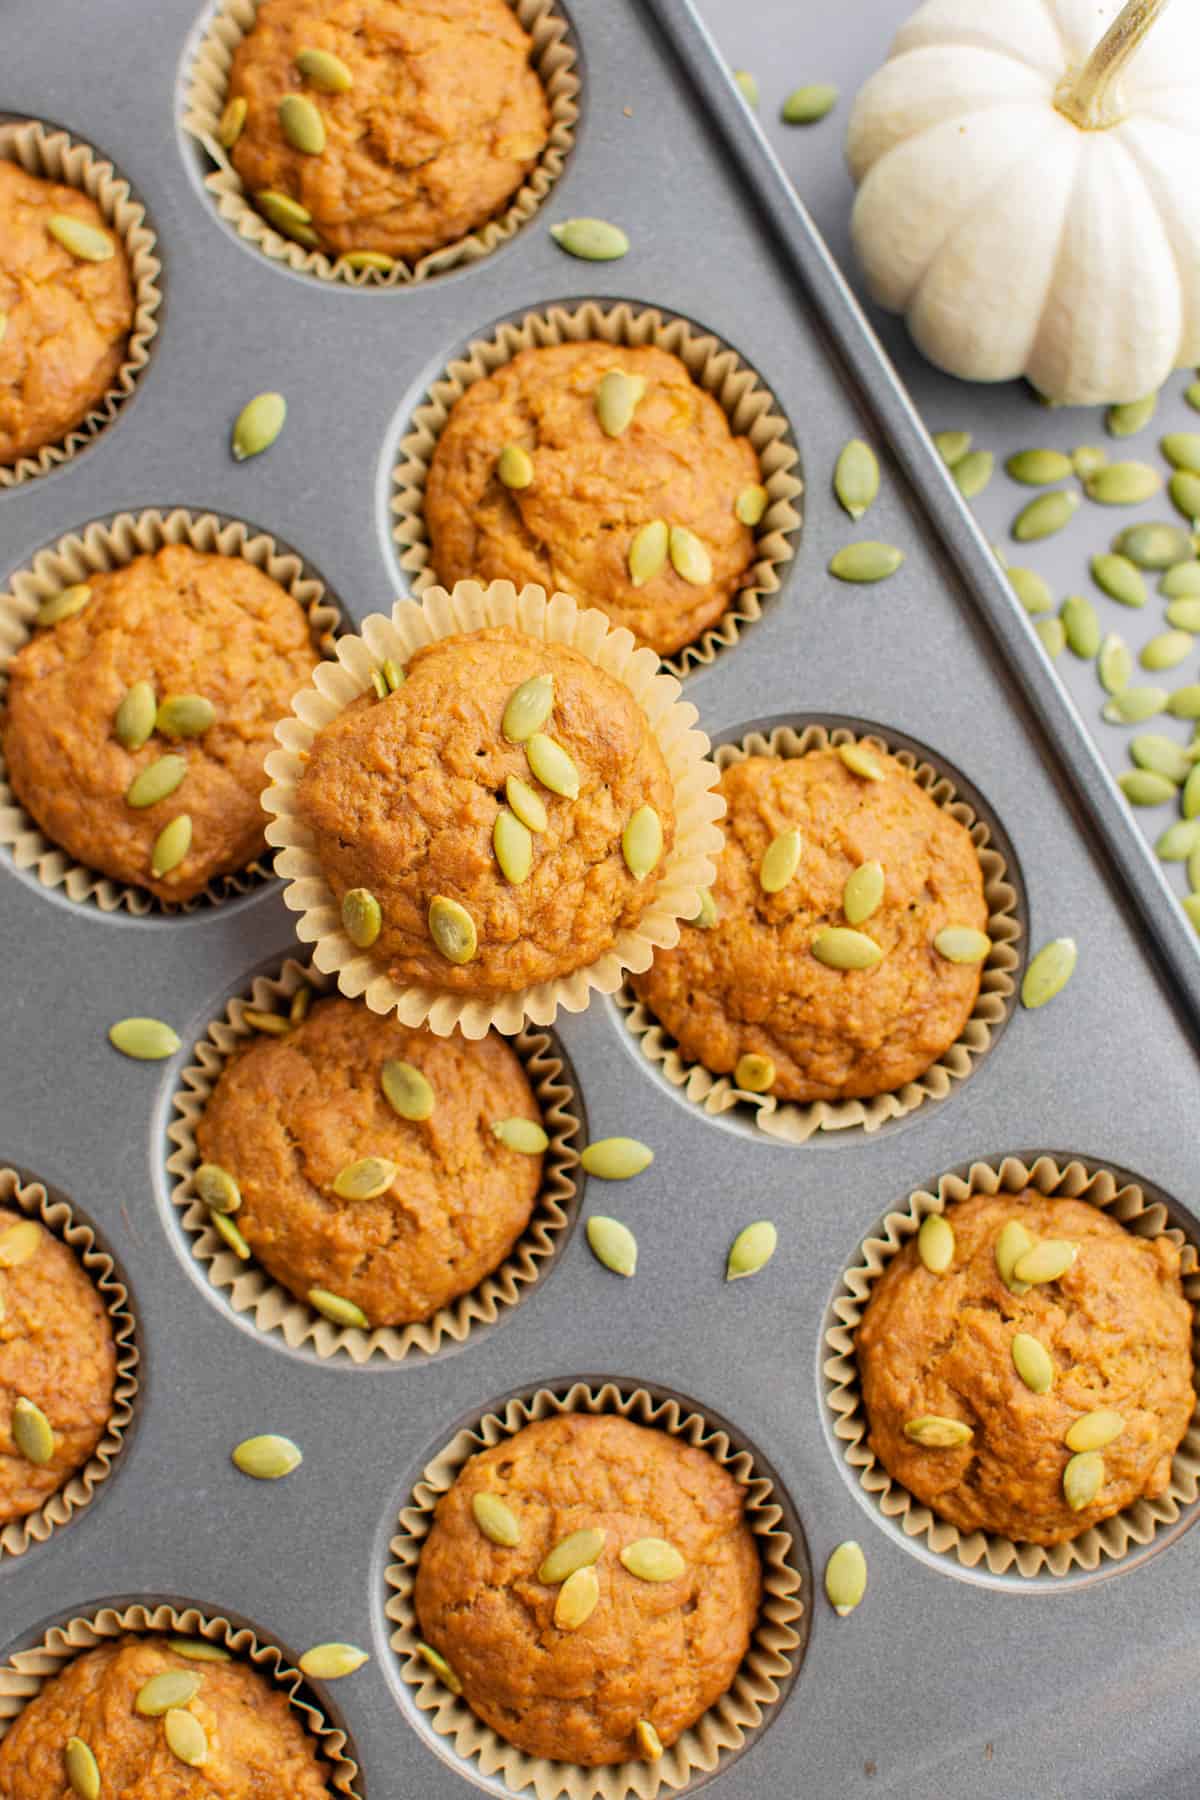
0 507 340 915
0 1166 138 1564
165 955 581 1364
263 578 726 1038
384 1379 805 1799
619 723 1021 1143
0 1601 362 1793
0 120 161 486
825 1154 1200 1579
183 0 579 286
392 301 803 678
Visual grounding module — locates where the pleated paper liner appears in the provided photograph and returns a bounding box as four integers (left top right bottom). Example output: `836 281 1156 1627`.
165 955 581 1365
619 723 1021 1143
825 1154 1200 1579
262 578 725 1039
0 1602 361 1794
0 120 161 487
384 1380 805 1800
0 1167 138 1564
0 507 340 915
183 0 579 286
392 301 803 679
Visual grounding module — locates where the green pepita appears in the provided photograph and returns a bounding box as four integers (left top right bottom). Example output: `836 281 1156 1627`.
734 1052 775 1092
621 804 663 882
934 430 971 468
1189 842 1200 890
109 1016 181 1060
733 69 759 107
1011 1332 1054 1394
526 732 579 798
1155 818 1200 860
824 1540 867 1616
903 1415 973 1449
636 1719 664 1761
690 888 719 928
620 1537 686 1582
47 214 113 261
1167 596 1200 630
1012 488 1079 541
1087 462 1162 505
1091 553 1147 607
726 1219 777 1280
502 675 555 742
135 1670 201 1716
1112 522 1194 569
415 1641 462 1693
256 190 316 241
838 742 884 780
1172 469 1200 525
37 584 92 626
211 1212 251 1259
917 1212 954 1274
125 754 187 808
472 1491 522 1546
1161 563 1200 599
164 1708 208 1768
308 1286 369 1328
151 814 192 878
829 541 904 582
279 93 326 153
735 483 769 526
580 1137 653 1180
428 894 478 963
629 519 669 587
195 1162 242 1214
114 680 157 750
232 391 286 460
497 443 534 489
231 1433 302 1479
333 1156 396 1200
370 668 388 700
0 1220 40 1267
1168 685 1200 719
1098 633 1133 694
1106 394 1157 437
549 218 629 260
1140 630 1193 671
506 774 548 833
780 82 838 124
165 1639 232 1663
494 808 534 884
585 1214 637 1276
1183 763 1200 819
555 1564 600 1629
1162 432 1200 473
539 1527 607 1584
1005 448 1073 485
1009 566 1053 614
341 887 382 948
12 1396 54 1464
298 1643 370 1679
381 1060 435 1122
64 1737 101 1800
1012 1239 1077 1284
1065 1410 1124 1453
1021 937 1077 1008
218 95 248 149
595 369 645 437
1072 445 1108 478
1102 686 1167 724
668 524 712 586
811 927 882 970
953 449 994 499
295 46 353 91
1188 382 1200 413
1063 1449 1104 1511
1119 770 1178 806
760 827 802 893
1132 735 1196 782
843 860 884 924
933 926 991 964
995 1219 1034 1295
156 694 215 739
1036 616 1065 657
342 250 395 272
492 1116 549 1154
834 439 880 520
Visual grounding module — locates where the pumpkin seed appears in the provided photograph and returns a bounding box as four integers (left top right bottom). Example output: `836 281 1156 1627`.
843 860 884 925
824 1540 867 1616
811 927 882 970
760 827 802 892
586 1215 637 1276
995 1219 1034 1295
1072 445 1108 478
1009 567 1053 614
934 430 971 468
195 1162 242 1214
1190 842 1200 890
1102 687 1167 723
289 983 312 1025
622 804 663 881
114 680 157 750
1021 937 1077 1008
526 732 579 799
1012 488 1079 541
1112 522 1194 569
620 1537 686 1582
668 525 712 586
506 774 548 833
1063 1449 1104 1512
342 250 395 272
1184 763 1200 819
1098 633 1132 693
232 1433 302 1479
838 742 884 780
126 754 187 809
1012 1239 1077 1284
151 814 192 877
166 1638 232 1663
256 190 315 239
164 1709 208 1768
472 1492 521 1546
1155 819 1200 859
12 1396 54 1464
953 449 993 499
1168 685 1200 718
1006 449 1073 485
341 887 381 948
279 93 326 153
539 1527 607 1584
232 391 286 460
629 519 669 586
595 369 645 438
1091 553 1146 607
1087 462 1162 505
1011 1332 1054 1394
733 1052 775 1093
917 1212 954 1274
47 214 113 261
1106 394 1157 437
497 443 534 489
212 1212 251 1259
1167 597 1200 630
37 584 92 626
829 541 904 582
933 925 991 964
333 1156 396 1200
64 1737 100 1800
903 1415 973 1449
218 94 248 148
1162 432 1200 473
108 1016 181 1060
309 1286 369 1328
416 1641 461 1692
298 1643 369 1679
726 1219 777 1279
135 1671 201 1716
241 1005 288 1038
1171 470 1200 523
735 483 769 526
1132 734 1196 782
690 888 719 928
427 894 477 963
1064 1410 1124 1453
1119 770 1178 806
555 1564 600 1629
295 46 353 91
1035 617 1065 657
733 69 758 107
549 218 629 260
0 1220 41 1267
381 1060 434 1122
636 1719 664 1761
369 668 388 700
834 439 880 520
492 1117 549 1154
1141 630 1193 671
780 82 838 124
1161 563 1200 599
1188 382 1200 413
494 808 533 884
581 1138 653 1180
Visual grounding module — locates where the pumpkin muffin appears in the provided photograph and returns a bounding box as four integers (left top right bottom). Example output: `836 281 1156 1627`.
414 1412 762 1764
0 1635 331 1796
0 161 134 465
2 544 322 904
194 995 546 1327
295 625 676 996
227 0 550 263
856 1192 1195 1545
424 341 763 658
0 1210 116 1529
630 744 989 1103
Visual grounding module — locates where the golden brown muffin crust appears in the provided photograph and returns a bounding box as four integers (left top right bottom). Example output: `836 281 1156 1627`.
630 746 989 1102
414 1413 763 1764
0 1209 116 1528
229 0 549 261
296 625 676 995
195 996 544 1326
2 544 321 903
425 342 762 658
0 162 134 464
857 1192 1196 1545
0 1636 332 1797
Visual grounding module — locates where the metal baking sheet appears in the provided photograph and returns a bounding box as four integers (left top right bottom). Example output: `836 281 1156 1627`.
1 3 1198 1799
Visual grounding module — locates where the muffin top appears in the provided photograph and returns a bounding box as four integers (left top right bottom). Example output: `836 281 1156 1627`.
2 544 321 904
425 341 762 658
0 1208 117 1529
193 995 546 1327
856 1191 1196 1545
630 745 989 1103
228 0 550 262
413 1412 762 1764
0 1635 332 1797
0 161 134 465
296 626 676 996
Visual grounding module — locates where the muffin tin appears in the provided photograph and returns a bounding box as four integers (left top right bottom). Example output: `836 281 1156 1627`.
2 1 1200 1797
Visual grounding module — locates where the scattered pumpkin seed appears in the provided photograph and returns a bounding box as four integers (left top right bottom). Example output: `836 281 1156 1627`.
726 1219 777 1279
1168 685 1200 719
114 680 157 750
109 1016 181 1060
539 1527 607 1584
126 754 187 809
218 94 248 148
167 1639 232 1664
151 814 192 878
1012 488 1079 541
416 1641 461 1692
472 1491 521 1546
1072 445 1107 478
492 1117 549 1154
931 925 990 964
834 439 880 520
295 46 353 91
1167 597 1200 630
1187 382 1200 413
1006 449 1073 485
760 827 802 893
241 1006 289 1037
1060 596 1100 659
1112 522 1194 569
232 1433 302 1480
1141 630 1193 671
917 1213 954 1274
636 1719 664 1761
1009 566 1053 614
1098 633 1132 693
1131 734 1196 782
934 430 971 468
1091 553 1147 607
381 1060 434 1122
12 1396 54 1464
341 887 382 949
620 1538 686 1582
47 214 113 261
1086 462 1162 505
550 218 629 260
780 82 838 124
1162 432 1200 473
586 1215 637 1276
212 1212 251 1259
497 443 534 489
1011 1332 1054 1394
195 1162 242 1214
64 1737 100 1800
309 1286 368 1328
838 742 884 780
555 1564 600 1629
1021 937 1077 1008
953 449 994 499
0 1220 40 1267
37 583 91 626
1170 471 1200 522
736 483 769 526
1119 770 1178 806
494 808 534 884
843 860 884 925
164 1708 208 1768
668 524 713 586
812 926 882 970
690 888 719 928
629 519 669 586
256 190 315 240
824 1540 867 1616
1189 843 1200 890
505 774 548 834
135 1670 201 1716
1161 562 1200 599
622 804 662 880
1106 394 1157 437
333 1156 396 1200
1102 686 1167 723
428 895 478 963
1183 763 1200 819
581 1137 653 1180
232 391 286 460
1035 616 1065 657
1155 818 1200 859
1012 1239 1077 1284
1063 1449 1103 1512
342 250 395 272
298 1643 370 1679
595 369 645 438
279 93 326 153
289 983 313 1025
733 69 758 107
829 540 904 582
903 1415 973 1449
526 732 579 798
1065 1410 1124 1453
995 1219 1034 1295
369 668 388 700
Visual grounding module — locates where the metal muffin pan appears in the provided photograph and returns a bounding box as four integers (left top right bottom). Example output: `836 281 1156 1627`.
1 2 1199 1797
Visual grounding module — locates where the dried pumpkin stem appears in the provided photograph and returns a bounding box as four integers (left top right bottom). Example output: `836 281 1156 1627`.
1055 0 1172 130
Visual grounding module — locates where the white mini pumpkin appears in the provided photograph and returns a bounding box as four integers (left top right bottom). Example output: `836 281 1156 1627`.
847 0 1200 404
